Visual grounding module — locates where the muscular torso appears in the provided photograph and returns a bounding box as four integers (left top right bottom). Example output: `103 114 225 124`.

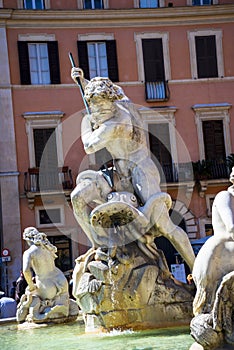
212 189 234 239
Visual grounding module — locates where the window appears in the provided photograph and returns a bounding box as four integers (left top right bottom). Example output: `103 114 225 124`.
28 43 50 84
23 111 64 168
193 103 231 179
187 0 218 4
139 0 159 7
18 40 60 85
48 235 72 272
77 39 119 81
87 42 108 77
134 0 165 7
33 128 58 168
142 38 169 100
148 123 173 182
188 29 224 79
140 107 179 183
195 36 218 78
24 0 45 9
135 32 170 100
83 0 103 9
36 206 64 227
193 0 212 5
23 112 64 194
77 0 108 9
202 120 225 161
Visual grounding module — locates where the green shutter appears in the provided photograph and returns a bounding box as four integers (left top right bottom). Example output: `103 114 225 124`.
106 40 119 82
142 38 165 82
47 41 61 84
195 36 218 78
77 41 90 80
203 120 225 160
17 41 31 85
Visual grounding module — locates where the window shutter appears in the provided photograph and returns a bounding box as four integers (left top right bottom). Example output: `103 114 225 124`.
149 123 172 164
77 41 90 80
195 36 218 78
202 120 225 160
17 41 31 85
106 40 119 82
142 39 165 82
33 128 58 168
47 41 61 84
148 123 173 181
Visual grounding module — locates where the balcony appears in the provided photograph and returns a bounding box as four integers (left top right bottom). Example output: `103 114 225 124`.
145 81 170 101
192 159 228 181
24 166 74 208
160 159 229 196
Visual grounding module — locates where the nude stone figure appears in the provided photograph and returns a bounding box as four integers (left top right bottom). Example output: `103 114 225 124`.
70 68 195 270
190 168 234 349
192 167 234 316
16 227 78 323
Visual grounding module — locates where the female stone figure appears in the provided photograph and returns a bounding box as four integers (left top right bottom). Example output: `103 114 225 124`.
190 168 234 349
16 227 79 323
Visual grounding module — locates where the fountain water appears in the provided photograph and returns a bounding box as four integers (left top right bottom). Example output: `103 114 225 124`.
0 321 194 350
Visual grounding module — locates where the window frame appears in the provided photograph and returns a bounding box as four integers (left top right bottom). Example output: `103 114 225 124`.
83 0 103 9
24 0 45 9
28 42 50 84
77 32 118 82
134 31 171 83
35 204 65 228
140 107 178 181
187 0 218 4
18 33 60 85
134 0 165 7
22 111 64 168
77 0 108 9
192 103 232 161
17 0 50 9
188 29 224 79
87 41 108 78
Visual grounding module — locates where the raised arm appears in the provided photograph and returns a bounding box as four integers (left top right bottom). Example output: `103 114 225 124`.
82 119 116 154
71 67 89 91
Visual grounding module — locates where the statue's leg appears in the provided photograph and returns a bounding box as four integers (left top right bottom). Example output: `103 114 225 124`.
155 205 195 271
71 170 111 247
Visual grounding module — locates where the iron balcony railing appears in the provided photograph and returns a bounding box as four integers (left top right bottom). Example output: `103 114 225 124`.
210 160 228 179
145 80 170 101
24 166 74 193
161 159 228 184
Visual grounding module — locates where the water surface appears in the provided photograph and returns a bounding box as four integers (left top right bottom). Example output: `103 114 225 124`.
0 321 194 350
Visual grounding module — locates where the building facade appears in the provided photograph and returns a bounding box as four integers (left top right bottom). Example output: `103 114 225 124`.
0 0 234 293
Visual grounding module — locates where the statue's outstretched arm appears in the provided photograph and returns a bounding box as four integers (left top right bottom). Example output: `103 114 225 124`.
83 121 115 154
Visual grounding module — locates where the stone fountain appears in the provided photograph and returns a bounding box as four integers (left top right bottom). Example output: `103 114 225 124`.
70 68 195 332
13 64 234 350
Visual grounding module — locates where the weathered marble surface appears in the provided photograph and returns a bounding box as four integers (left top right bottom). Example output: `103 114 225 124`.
16 227 79 324
70 69 195 331
190 168 234 349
